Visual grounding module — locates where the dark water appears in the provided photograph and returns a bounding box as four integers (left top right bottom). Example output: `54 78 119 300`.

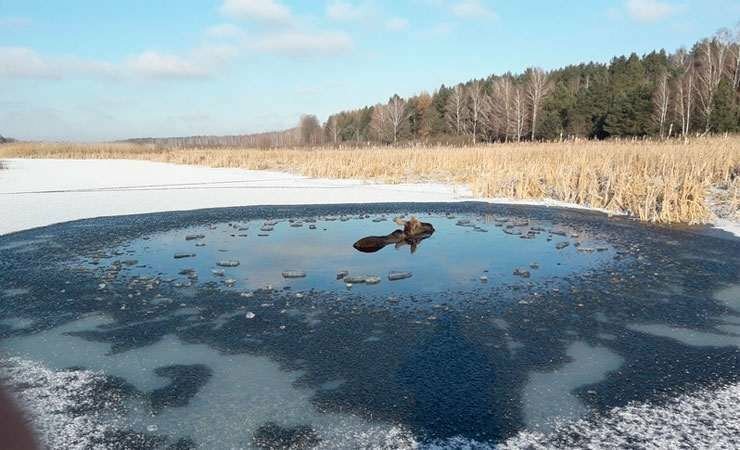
0 203 738 449
102 213 615 295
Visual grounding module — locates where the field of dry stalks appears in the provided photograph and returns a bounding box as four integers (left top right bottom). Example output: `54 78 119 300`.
1 137 738 224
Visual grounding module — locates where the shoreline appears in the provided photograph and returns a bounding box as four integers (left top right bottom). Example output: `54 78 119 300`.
1 158 736 237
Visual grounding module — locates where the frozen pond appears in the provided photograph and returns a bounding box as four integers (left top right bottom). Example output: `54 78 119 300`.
0 203 738 449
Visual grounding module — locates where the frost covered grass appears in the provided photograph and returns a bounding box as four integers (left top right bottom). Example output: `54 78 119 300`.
498 382 740 449
2 136 738 224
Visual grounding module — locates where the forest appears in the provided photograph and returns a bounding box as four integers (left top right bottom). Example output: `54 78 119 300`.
317 27 740 146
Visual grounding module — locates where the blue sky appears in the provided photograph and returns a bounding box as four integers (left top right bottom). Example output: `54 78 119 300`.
1 0 737 141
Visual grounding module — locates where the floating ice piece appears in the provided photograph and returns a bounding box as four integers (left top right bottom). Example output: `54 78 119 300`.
343 276 367 284
260 226 274 232
577 247 595 253
240 292 254 298
217 260 240 267
224 279 236 287
336 270 349 280
480 276 488 283
245 312 256 319
185 234 205 241
365 276 381 285
282 271 306 279
388 271 413 281
174 253 195 259
211 269 225 277
513 268 531 278
555 241 570 250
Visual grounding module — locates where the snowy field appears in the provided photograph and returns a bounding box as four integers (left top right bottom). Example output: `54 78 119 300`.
0 158 628 237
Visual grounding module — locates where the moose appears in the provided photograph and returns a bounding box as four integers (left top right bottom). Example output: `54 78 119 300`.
353 217 435 254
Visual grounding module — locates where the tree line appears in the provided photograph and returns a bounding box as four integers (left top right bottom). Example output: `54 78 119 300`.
314 25 740 146
114 25 740 149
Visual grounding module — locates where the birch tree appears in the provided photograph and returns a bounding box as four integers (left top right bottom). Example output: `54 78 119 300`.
694 37 729 133
731 23 740 90
371 96 409 144
445 85 466 135
466 80 486 144
526 67 550 140
672 50 693 141
491 76 513 141
652 70 670 139
387 96 409 143
326 116 341 145
370 103 389 143
512 85 527 142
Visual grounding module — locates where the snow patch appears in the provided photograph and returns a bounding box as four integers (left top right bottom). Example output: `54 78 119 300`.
0 358 123 449
499 382 740 449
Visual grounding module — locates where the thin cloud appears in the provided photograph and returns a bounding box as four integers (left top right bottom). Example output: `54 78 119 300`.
205 23 247 40
451 0 496 20
127 45 238 79
385 17 409 31
326 1 370 21
127 52 211 79
0 47 58 79
219 0 293 23
0 45 237 81
0 16 32 29
625 0 681 22
252 31 353 56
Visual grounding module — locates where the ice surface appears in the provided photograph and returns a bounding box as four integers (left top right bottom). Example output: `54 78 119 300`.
2 316 416 448
521 342 624 431
627 324 740 348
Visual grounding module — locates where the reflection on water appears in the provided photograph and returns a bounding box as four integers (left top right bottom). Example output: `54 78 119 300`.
0 205 738 449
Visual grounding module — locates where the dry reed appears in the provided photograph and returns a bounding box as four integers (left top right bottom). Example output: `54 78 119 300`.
1 137 738 224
